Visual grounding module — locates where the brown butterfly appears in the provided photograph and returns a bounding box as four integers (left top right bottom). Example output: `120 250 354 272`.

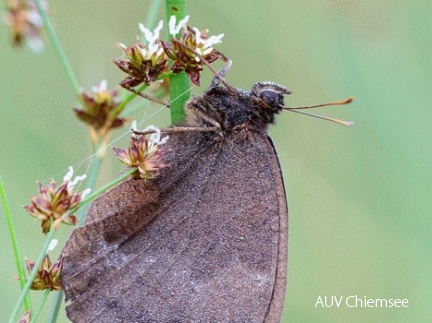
61 79 289 322
61 68 352 322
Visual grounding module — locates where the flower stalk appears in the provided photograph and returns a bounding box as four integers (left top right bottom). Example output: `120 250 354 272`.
165 0 189 123
0 176 31 311
33 0 81 100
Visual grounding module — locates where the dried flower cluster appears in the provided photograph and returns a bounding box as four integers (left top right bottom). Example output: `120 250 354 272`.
3 0 47 52
113 125 167 179
114 15 225 88
24 167 90 234
25 254 63 291
114 20 167 88
74 80 127 142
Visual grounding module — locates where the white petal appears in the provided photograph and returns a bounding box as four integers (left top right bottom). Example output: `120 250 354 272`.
99 79 107 90
139 20 164 46
92 80 107 93
192 27 204 44
169 15 190 36
27 36 44 54
81 188 92 199
204 33 224 47
139 23 153 42
156 46 164 57
159 135 169 145
202 47 213 56
154 20 164 39
131 120 138 132
48 239 58 252
168 16 177 35
141 47 148 57
144 125 161 145
27 11 43 27
63 166 74 182
68 174 87 189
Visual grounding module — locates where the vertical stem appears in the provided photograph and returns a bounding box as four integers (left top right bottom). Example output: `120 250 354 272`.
76 145 103 225
165 0 190 123
33 0 82 100
145 0 164 33
29 289 50 323
0 176 32 311
46 291 63 323
8 229 56 323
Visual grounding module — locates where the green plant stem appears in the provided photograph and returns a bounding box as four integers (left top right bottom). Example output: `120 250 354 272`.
145 0 164 35
76 146 103 225
47 291 63 323
113 83 149 119
0 176 32 311
33 0 82 100
8 228 56 323
30 289 50 323
165 0 190 123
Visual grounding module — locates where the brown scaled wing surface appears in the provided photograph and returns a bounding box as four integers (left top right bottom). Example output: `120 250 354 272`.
61 129 288 323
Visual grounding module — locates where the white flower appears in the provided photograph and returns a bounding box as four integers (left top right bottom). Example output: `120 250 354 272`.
27 0 47 27
168 15 190 36
131 122 169 146
139 20 164 56
63 166 74 182
81 188 91 200
91 80 107 93
63 166 87 190
27 37 44 54
131 120 139 132
48 239 58 252
193 27 224 48
191 27 224 58
139 20 163 46
139 20 163 44
144 125 169 146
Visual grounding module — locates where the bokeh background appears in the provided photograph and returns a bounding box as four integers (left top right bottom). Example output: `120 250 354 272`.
0 1 430 322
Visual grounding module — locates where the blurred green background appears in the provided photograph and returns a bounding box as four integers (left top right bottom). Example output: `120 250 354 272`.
0 1 430 322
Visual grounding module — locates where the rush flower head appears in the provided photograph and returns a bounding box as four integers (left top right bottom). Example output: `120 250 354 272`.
74 80 127 142
115 16 225 89
25 255 63 291
3 0 47 52
113 124 168 179
24 167 90 234
161 15 224 86
114 21 168 88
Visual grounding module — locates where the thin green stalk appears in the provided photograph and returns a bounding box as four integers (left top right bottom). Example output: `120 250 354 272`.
8 229 56 323
113 83 150 119
33 0 81 100
30 289 50 323
46 291 63 323
165 0 190 123
144 0 164 38
76 148 103 225
0 176 32 311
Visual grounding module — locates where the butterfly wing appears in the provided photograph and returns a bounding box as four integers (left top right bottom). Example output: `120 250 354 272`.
62 131 288 322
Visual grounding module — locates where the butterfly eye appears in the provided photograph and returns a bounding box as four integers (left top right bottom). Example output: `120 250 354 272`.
260 90 280 108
